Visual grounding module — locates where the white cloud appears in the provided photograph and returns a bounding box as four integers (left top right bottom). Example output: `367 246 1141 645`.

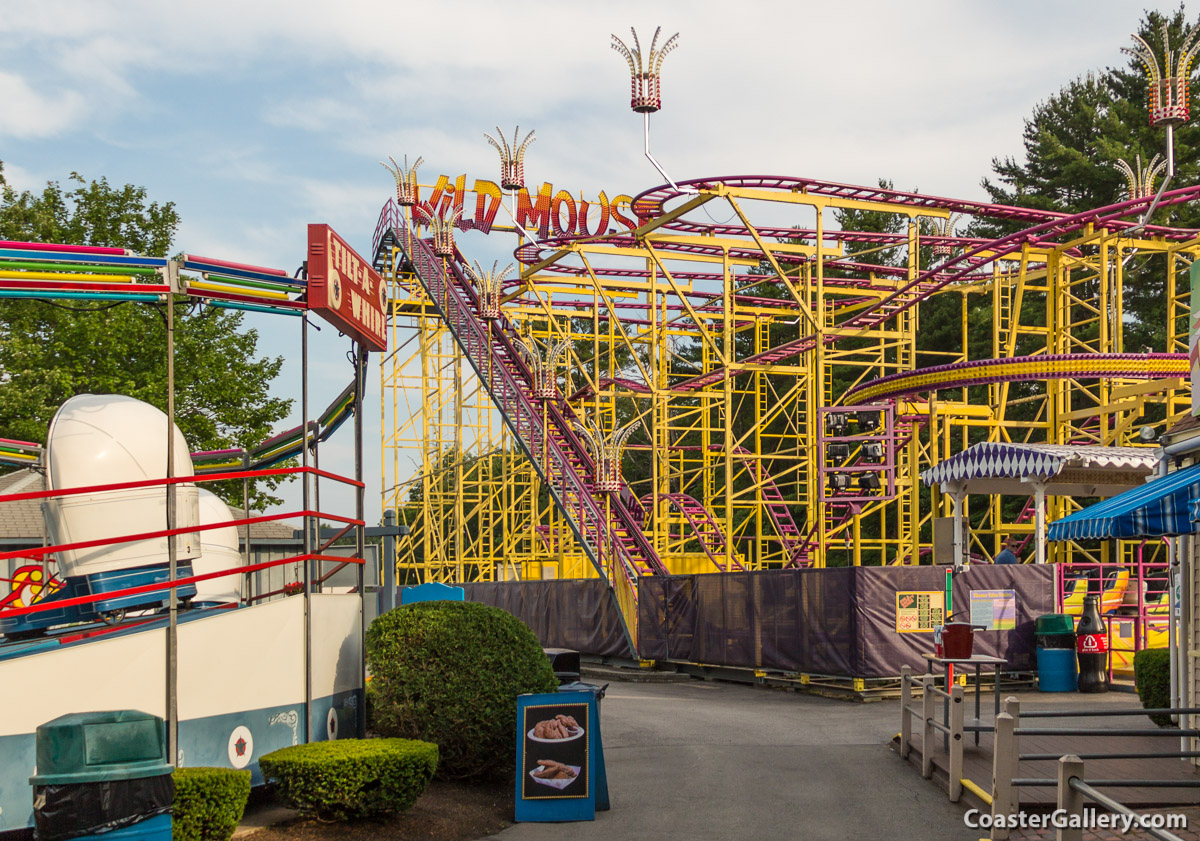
0 72 86 138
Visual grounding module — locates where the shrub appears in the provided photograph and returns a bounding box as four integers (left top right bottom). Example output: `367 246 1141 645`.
1134 648 1174 728
172 767 251 841
366 600 558 780
257 738 436 820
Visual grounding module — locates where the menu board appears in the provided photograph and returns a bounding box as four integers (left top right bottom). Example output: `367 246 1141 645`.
520 701 589 800
895 591 946 633
515 691 604 822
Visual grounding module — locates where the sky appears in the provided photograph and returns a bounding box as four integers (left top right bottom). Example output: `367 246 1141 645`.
0 0 1191 521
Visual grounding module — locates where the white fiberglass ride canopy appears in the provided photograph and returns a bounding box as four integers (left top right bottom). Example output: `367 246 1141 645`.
44 394 201 578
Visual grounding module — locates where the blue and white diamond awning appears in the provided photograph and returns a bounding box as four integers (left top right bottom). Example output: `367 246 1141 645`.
920 443 1157 497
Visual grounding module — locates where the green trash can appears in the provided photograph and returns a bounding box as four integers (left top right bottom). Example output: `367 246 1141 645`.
1034 613 1078 692
30 710 173 841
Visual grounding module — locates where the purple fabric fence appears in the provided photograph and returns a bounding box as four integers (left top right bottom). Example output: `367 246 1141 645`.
459 579 634 659
639 565 1056 678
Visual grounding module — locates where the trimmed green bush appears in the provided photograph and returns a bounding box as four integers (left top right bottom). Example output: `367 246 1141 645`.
258 738 436 820
172 767 251 841
366 600 558 780
1134 647 1174 728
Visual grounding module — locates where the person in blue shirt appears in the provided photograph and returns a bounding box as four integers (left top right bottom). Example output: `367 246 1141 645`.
994 536 1021 564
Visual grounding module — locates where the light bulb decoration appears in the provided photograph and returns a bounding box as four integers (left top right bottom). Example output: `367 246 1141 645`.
572 417 639 493
416 204 463 258
379 155 423 206
611 26 679 114
926 213 962 258
1114 154 1167 200
514 333 573 400
1120 20 1200 233
484 126 535 191
464 260 514 320
1122 20 1200 126
611 26 696 196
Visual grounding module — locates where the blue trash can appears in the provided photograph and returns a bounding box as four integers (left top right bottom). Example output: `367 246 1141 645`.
558 681 608 719
1036 647 1079 692
1035 613 1078 692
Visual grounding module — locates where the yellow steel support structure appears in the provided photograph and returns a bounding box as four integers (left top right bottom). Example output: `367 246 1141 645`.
380 179 1200 587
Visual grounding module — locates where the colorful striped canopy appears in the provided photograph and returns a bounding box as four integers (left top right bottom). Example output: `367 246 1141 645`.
1047 461 1200 541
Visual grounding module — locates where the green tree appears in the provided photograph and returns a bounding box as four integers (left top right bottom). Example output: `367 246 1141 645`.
0 163 292 509
976 6 1200 353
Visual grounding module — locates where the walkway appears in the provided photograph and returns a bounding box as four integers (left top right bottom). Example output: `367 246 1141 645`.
489 679 976 841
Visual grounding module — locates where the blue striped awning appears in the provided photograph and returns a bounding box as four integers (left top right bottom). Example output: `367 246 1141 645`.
1047 461 1200 541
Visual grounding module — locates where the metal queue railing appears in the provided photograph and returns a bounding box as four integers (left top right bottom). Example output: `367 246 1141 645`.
1053 755 1190 841
901 668 1200 841
0 465 365 626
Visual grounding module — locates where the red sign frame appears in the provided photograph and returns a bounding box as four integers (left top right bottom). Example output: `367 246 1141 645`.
306 224 387 352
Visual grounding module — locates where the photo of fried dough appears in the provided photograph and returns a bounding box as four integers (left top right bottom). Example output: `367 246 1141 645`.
532 759 577 780
528 716 584 742
529 760 582 789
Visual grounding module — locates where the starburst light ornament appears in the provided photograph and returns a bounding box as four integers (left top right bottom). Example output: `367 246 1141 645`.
484 127 536 191
514 334 572 400
927 213 962 258
1114 154 1168 200
572 418 639 493
379 155 423 206
1122 21 1200 126
416 204 463 258
611 26 680 113
465 260 514 320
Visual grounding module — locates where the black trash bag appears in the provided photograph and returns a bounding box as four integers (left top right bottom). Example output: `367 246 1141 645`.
33 775 173 841
559 680 608 702
1037 633 1076 650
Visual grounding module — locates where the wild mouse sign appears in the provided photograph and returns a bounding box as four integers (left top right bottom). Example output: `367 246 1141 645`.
307 224 387 352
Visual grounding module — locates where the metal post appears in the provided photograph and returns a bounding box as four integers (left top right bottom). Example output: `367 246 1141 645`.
900 665 912 759
1034 481 1046 564
1170 542 1179 726
242 450 252 602
1182 534 1193 749
921 675 935 779
949 684 964 801
301 313 311 744
312 426 320 594
164 266 178 766
382 509 397 613
354 344 367 740
1055 755 1086 841
991 711 1016 840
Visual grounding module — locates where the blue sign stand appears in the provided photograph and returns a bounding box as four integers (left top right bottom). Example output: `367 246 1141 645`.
400 582 464 604
515 691 608 822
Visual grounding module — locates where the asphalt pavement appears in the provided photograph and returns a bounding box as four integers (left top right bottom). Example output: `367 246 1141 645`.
489 678 978 841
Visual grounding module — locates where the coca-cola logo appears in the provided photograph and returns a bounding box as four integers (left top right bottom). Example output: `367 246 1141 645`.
1077 633 1108 653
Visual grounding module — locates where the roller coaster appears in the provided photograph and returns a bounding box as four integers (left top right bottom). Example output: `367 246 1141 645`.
376 171 1200 633
375 26 1200 644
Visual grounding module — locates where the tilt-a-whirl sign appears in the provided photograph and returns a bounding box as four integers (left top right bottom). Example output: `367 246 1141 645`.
307 224 387 352
418 175 638 240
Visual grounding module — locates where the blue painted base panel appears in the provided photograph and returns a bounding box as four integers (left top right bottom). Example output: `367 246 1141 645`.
75 813 171 841
0 694 361 832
